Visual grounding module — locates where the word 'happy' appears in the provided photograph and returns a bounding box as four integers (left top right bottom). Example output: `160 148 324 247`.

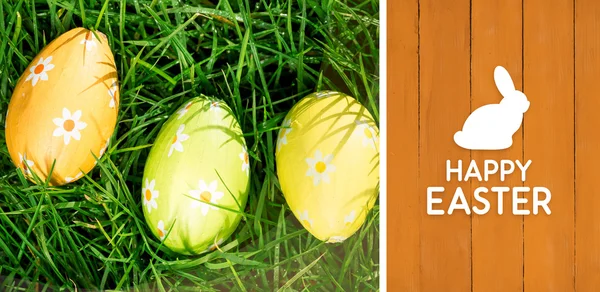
427 160 552 216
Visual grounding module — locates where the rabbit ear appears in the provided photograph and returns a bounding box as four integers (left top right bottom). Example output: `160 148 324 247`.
494 66 516 97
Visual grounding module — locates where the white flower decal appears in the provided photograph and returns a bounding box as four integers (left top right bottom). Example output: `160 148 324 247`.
326 211 357 243
80 32 98 51
314 91 337 99
239 145 249 175
143 179 159 214
52 108 87 145
17 153 34 176
209 101 220 111
25 56 54 87
168 124 190 157
297 210 314 228
65 172 83 183
108 81 118 108
327 236 347 243
177 102 193 119
276 119 292 153
157 220 166 241
189 180 224 216
344 210 356 225
305 150 336 186
204 238 225 253
356 120 378 150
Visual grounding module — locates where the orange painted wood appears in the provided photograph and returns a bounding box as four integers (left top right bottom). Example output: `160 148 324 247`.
523 0 575 291
386 0 595 291
418 0 472 291
470 0 524 291
575 0 600 290
386 0 420 290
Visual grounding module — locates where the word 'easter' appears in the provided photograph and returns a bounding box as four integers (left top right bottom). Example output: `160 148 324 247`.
427 160 552 216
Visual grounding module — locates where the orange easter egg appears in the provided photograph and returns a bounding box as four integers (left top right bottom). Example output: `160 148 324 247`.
5 27 119 186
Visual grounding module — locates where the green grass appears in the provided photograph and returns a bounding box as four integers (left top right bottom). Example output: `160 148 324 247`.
0 0 380 291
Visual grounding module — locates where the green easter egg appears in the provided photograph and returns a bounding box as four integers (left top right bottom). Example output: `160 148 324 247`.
142 97 250 255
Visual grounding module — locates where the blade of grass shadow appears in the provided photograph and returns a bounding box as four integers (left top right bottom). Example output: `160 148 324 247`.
277 252 326 291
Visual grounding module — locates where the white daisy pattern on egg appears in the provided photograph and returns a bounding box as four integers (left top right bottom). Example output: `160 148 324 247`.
52 108 87 145
326 211 358 243
209 101 220 111
296 210 314 228
189 180 224 216
276 119 292 153
305 150 336 186
80 32 98 51
327 236 347 243
143 179 159 214
344 210 357 225
17 153 34 176
314 91 336 99
157 220 166 241
355 120 378 150
168 124 190 157
25 56 55 87
239 145 249 175
108 81 118 108
176 101 193 119
65 172 83 183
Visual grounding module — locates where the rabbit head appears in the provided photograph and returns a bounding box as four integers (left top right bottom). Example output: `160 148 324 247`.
494 66 530 113
500 91 530 113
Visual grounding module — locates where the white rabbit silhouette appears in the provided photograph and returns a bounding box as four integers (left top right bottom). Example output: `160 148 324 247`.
453 66 530 150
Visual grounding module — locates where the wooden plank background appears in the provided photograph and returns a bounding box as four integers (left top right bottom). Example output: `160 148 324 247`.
387 0 600 291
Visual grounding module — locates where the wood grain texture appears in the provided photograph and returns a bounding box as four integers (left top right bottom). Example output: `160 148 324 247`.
523 0 575 291
386 0 420 290
470 0 524 291
419 0 471 290
575 0 600 290
385 0 594 291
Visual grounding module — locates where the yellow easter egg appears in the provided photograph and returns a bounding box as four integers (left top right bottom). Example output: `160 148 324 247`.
5 27 119 186
275 91 380 243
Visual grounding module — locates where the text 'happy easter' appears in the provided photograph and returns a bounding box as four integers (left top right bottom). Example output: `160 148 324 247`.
427 160 551 216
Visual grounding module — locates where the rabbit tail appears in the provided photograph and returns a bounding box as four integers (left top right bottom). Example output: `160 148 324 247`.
454 131 468 148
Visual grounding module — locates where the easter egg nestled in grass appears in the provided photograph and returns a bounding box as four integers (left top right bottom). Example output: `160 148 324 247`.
275 91 379 243
142 97 250 255
5 27 119 186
